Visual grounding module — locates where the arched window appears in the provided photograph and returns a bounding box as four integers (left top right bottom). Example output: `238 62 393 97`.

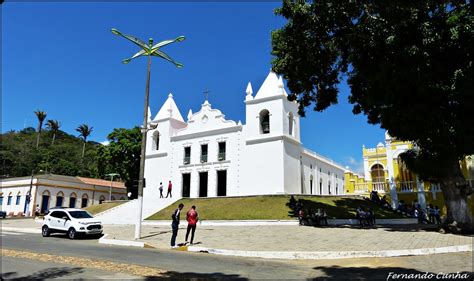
69 192 77 208
16 191 21 205
99 195 105 204
371 163 386 192
371 164 385 183
111 196 116 201
153 131 160 151
259 110 270 134
7 192 13 205
56 191 64 207
288 112 294 136
41 190 50 213
120 196 125 200
81 194 89 208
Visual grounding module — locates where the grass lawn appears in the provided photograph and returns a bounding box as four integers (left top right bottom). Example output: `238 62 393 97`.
146 195 405 220
84 201 126 215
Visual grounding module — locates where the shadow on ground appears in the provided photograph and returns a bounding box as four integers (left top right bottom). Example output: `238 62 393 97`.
1 267 83 280
144 271 247 280
310 266 473 280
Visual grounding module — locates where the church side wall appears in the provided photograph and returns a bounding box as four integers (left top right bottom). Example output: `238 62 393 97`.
241 140 285 195
283 141 302 194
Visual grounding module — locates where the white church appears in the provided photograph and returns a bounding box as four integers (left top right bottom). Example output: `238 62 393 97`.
144 71 346 199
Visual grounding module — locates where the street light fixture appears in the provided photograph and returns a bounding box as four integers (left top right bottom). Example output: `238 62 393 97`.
111 28 185 240
105 173 120 201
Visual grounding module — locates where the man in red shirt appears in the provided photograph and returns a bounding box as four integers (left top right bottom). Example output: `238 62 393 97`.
185 205 199 245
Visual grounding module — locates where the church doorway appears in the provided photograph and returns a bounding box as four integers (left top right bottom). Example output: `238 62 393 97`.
217 170 227 196
199 172 208 197
182 173 191 198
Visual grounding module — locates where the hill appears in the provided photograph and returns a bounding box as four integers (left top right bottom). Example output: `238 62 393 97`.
0 127 100 178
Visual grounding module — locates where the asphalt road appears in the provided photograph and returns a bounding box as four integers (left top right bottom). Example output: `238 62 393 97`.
1 231 317 279
1 231 472 280
2 256 138 280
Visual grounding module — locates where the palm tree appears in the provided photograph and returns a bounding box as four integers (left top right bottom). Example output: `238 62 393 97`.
76 124 93 159
34 110 47 148
46 120 60 145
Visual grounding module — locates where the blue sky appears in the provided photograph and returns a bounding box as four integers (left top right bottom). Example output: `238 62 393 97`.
3 2 385 173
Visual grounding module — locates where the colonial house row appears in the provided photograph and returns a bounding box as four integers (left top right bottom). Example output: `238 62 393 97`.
143 70 346 201
344 132 474 215
0 174 128 216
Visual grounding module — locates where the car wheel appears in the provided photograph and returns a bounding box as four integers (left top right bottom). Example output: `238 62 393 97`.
67 228 77 240
42 225 50 237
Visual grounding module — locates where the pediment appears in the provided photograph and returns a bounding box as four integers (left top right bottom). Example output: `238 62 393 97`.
176 101 237 136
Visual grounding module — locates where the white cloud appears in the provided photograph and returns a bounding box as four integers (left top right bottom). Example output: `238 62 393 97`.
345 156 365 175
100 140 110 146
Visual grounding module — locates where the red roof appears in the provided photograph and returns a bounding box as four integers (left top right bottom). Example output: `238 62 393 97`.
77 177 126 189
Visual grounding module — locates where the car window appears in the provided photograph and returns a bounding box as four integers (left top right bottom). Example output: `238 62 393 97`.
49 211 59 218
55 211 69 219
68 211 93 219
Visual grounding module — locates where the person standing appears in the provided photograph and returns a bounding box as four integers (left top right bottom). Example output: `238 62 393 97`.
159 182 164 198
171 203 184 247
185 205 199 245
166 181 173 198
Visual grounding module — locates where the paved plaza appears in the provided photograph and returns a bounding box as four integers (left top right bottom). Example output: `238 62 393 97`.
104 223 473 252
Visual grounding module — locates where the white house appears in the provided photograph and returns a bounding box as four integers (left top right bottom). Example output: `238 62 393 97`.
0 174 128 216
144 70 346 200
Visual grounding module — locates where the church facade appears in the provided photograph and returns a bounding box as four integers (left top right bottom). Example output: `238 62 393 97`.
144 71 346 199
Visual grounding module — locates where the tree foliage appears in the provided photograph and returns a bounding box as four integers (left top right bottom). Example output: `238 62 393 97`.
0 127 99 178
97 127 142 198
272 0 473 229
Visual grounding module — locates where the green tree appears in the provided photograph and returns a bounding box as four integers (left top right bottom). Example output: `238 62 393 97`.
97 127 142 198
76 124 93 159
272 0 473 231
46 119 61 145
34 110 47 148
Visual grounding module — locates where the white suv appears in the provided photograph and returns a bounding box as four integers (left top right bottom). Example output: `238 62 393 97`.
42 208 103 239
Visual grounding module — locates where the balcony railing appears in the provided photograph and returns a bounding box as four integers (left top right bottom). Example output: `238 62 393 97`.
200 154 208 163
218 152 226 161
396 181 415 192
183 156 190 165
372 182 388 192
354 183 369 193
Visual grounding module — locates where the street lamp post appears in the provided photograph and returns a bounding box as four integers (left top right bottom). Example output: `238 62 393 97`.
111 28 184 240
106 173 120 201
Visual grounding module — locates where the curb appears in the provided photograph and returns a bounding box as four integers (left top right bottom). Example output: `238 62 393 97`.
186 244 473 260
98 234 154 248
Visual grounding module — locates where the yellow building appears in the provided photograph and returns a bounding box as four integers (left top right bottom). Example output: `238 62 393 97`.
345 132 474 216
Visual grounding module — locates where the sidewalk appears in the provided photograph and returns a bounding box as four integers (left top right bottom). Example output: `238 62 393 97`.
104 223 473 252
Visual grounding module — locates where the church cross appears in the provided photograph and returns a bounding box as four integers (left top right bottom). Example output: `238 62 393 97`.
203 89 211 102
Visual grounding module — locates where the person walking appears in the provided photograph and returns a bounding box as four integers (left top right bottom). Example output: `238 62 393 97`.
166 181 173 198
170 203 184 247
159 182 164 198
185 205 199 245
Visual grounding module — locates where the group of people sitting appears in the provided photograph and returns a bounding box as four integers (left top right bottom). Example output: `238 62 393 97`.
398 200 442 224
369 190 391 209
289 196 329 227
356 207 376 226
